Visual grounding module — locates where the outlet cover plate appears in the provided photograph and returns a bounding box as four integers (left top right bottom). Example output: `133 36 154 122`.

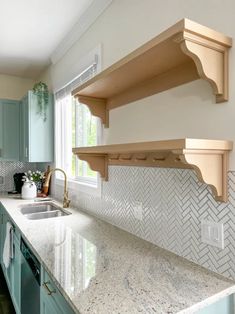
201 220 224 249
133 201 143 221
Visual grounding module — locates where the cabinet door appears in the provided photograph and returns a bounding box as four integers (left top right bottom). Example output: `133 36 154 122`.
0 203 5 266
0 203 4 263
20 91 54 162
0 103 3 157
28 92 54 162
196 295 234 314
40 287 64 314
20 94 29 162
0 100 19 161
1 213 12 289
0 208 21 314
11 235 21 314
41 270 75 314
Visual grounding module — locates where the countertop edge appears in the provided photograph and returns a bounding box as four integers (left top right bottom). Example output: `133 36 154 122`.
178 286 235 313
1 196 235 314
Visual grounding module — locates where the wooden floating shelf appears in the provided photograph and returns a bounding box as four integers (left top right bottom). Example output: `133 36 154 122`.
72 19 232 127
73 139 233 202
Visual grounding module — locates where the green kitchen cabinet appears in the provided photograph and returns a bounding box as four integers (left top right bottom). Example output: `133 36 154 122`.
41 293 60 314
0 99 20 161
0 207 11 287
196 294 234 314
0 202 75 314
40 269 75 314
20 91 54 162
10 234 21 314
0 203 4 264
0 207 21 314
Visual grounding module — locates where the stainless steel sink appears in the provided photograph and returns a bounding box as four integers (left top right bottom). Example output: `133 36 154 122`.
20 203 62 214
25 210 67 220
19 202 71 220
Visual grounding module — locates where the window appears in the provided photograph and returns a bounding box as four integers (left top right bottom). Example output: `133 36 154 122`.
55 53 102 190
71 100 101 185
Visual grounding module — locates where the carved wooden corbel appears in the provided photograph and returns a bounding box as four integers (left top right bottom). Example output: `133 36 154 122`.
77 154 108 181
180 149 229 202
175 31 229 103
76 95 109 127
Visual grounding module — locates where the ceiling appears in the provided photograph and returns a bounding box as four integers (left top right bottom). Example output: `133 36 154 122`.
0 0 94 79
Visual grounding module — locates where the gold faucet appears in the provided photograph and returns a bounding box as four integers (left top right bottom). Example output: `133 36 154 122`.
43 168 70 208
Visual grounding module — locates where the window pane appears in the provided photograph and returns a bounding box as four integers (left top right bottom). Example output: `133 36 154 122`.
55 53 101 186
75 100 97 180
71 100 76 177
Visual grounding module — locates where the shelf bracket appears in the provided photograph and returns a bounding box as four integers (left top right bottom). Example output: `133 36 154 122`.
77 154 108 181
175 31 229 102
75 95 109 127
179 149 229 202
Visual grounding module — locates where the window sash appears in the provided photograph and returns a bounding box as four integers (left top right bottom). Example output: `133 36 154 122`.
55 54 100 186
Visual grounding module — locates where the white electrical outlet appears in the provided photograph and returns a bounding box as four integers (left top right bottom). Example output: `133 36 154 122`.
133 201 143 221
201 220 224 249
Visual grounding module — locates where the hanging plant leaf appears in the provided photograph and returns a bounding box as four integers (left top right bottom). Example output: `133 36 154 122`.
33 81 49 121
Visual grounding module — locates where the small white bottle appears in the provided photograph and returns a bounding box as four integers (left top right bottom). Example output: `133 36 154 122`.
21 180 37 200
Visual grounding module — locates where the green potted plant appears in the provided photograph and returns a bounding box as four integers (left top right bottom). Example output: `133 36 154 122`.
32 81 49 121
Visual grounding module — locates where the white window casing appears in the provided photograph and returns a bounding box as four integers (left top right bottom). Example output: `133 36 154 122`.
54 46 102 197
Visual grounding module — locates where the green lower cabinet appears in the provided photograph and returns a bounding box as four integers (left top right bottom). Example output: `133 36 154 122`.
0 212 21 314
0 204 4 263
1 211 12 288
10 235 21 314
196 295 234 314
0 203 74 314
41 292 61 314
40 269 75 314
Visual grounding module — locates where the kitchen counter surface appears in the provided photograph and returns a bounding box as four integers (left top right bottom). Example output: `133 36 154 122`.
0 195 235 314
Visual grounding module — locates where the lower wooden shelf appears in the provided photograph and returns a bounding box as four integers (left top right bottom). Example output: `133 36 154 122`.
72 139 233 202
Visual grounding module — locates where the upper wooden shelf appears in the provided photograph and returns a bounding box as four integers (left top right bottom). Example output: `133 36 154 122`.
72 19 232 127
73 139 233 202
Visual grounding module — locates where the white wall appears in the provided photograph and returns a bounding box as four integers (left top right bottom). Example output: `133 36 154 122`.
43 0 235 168
0 74 34 100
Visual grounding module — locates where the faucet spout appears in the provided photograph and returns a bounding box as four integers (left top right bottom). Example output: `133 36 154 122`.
43 168 70 208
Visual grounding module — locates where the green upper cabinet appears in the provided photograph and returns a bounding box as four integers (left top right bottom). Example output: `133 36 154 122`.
20 91 54 162
0 99 20 161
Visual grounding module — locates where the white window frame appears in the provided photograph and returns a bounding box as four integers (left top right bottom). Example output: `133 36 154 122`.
74 103 103 185
54 46 102 197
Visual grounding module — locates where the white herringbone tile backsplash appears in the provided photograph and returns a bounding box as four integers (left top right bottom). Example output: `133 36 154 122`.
54 166 235 280
0 161 37 192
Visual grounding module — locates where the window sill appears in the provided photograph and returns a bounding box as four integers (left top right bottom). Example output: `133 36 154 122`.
55 176 102 197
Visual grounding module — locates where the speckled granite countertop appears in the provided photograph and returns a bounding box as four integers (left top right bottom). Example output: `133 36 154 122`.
0 195 235 314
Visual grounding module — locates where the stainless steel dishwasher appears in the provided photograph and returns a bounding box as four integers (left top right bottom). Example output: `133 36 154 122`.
20 238 40 314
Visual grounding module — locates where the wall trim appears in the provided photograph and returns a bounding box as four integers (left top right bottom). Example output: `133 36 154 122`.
50 0 113 64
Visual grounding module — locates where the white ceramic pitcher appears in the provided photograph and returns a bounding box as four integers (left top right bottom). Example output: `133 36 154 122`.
21 180 37 199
